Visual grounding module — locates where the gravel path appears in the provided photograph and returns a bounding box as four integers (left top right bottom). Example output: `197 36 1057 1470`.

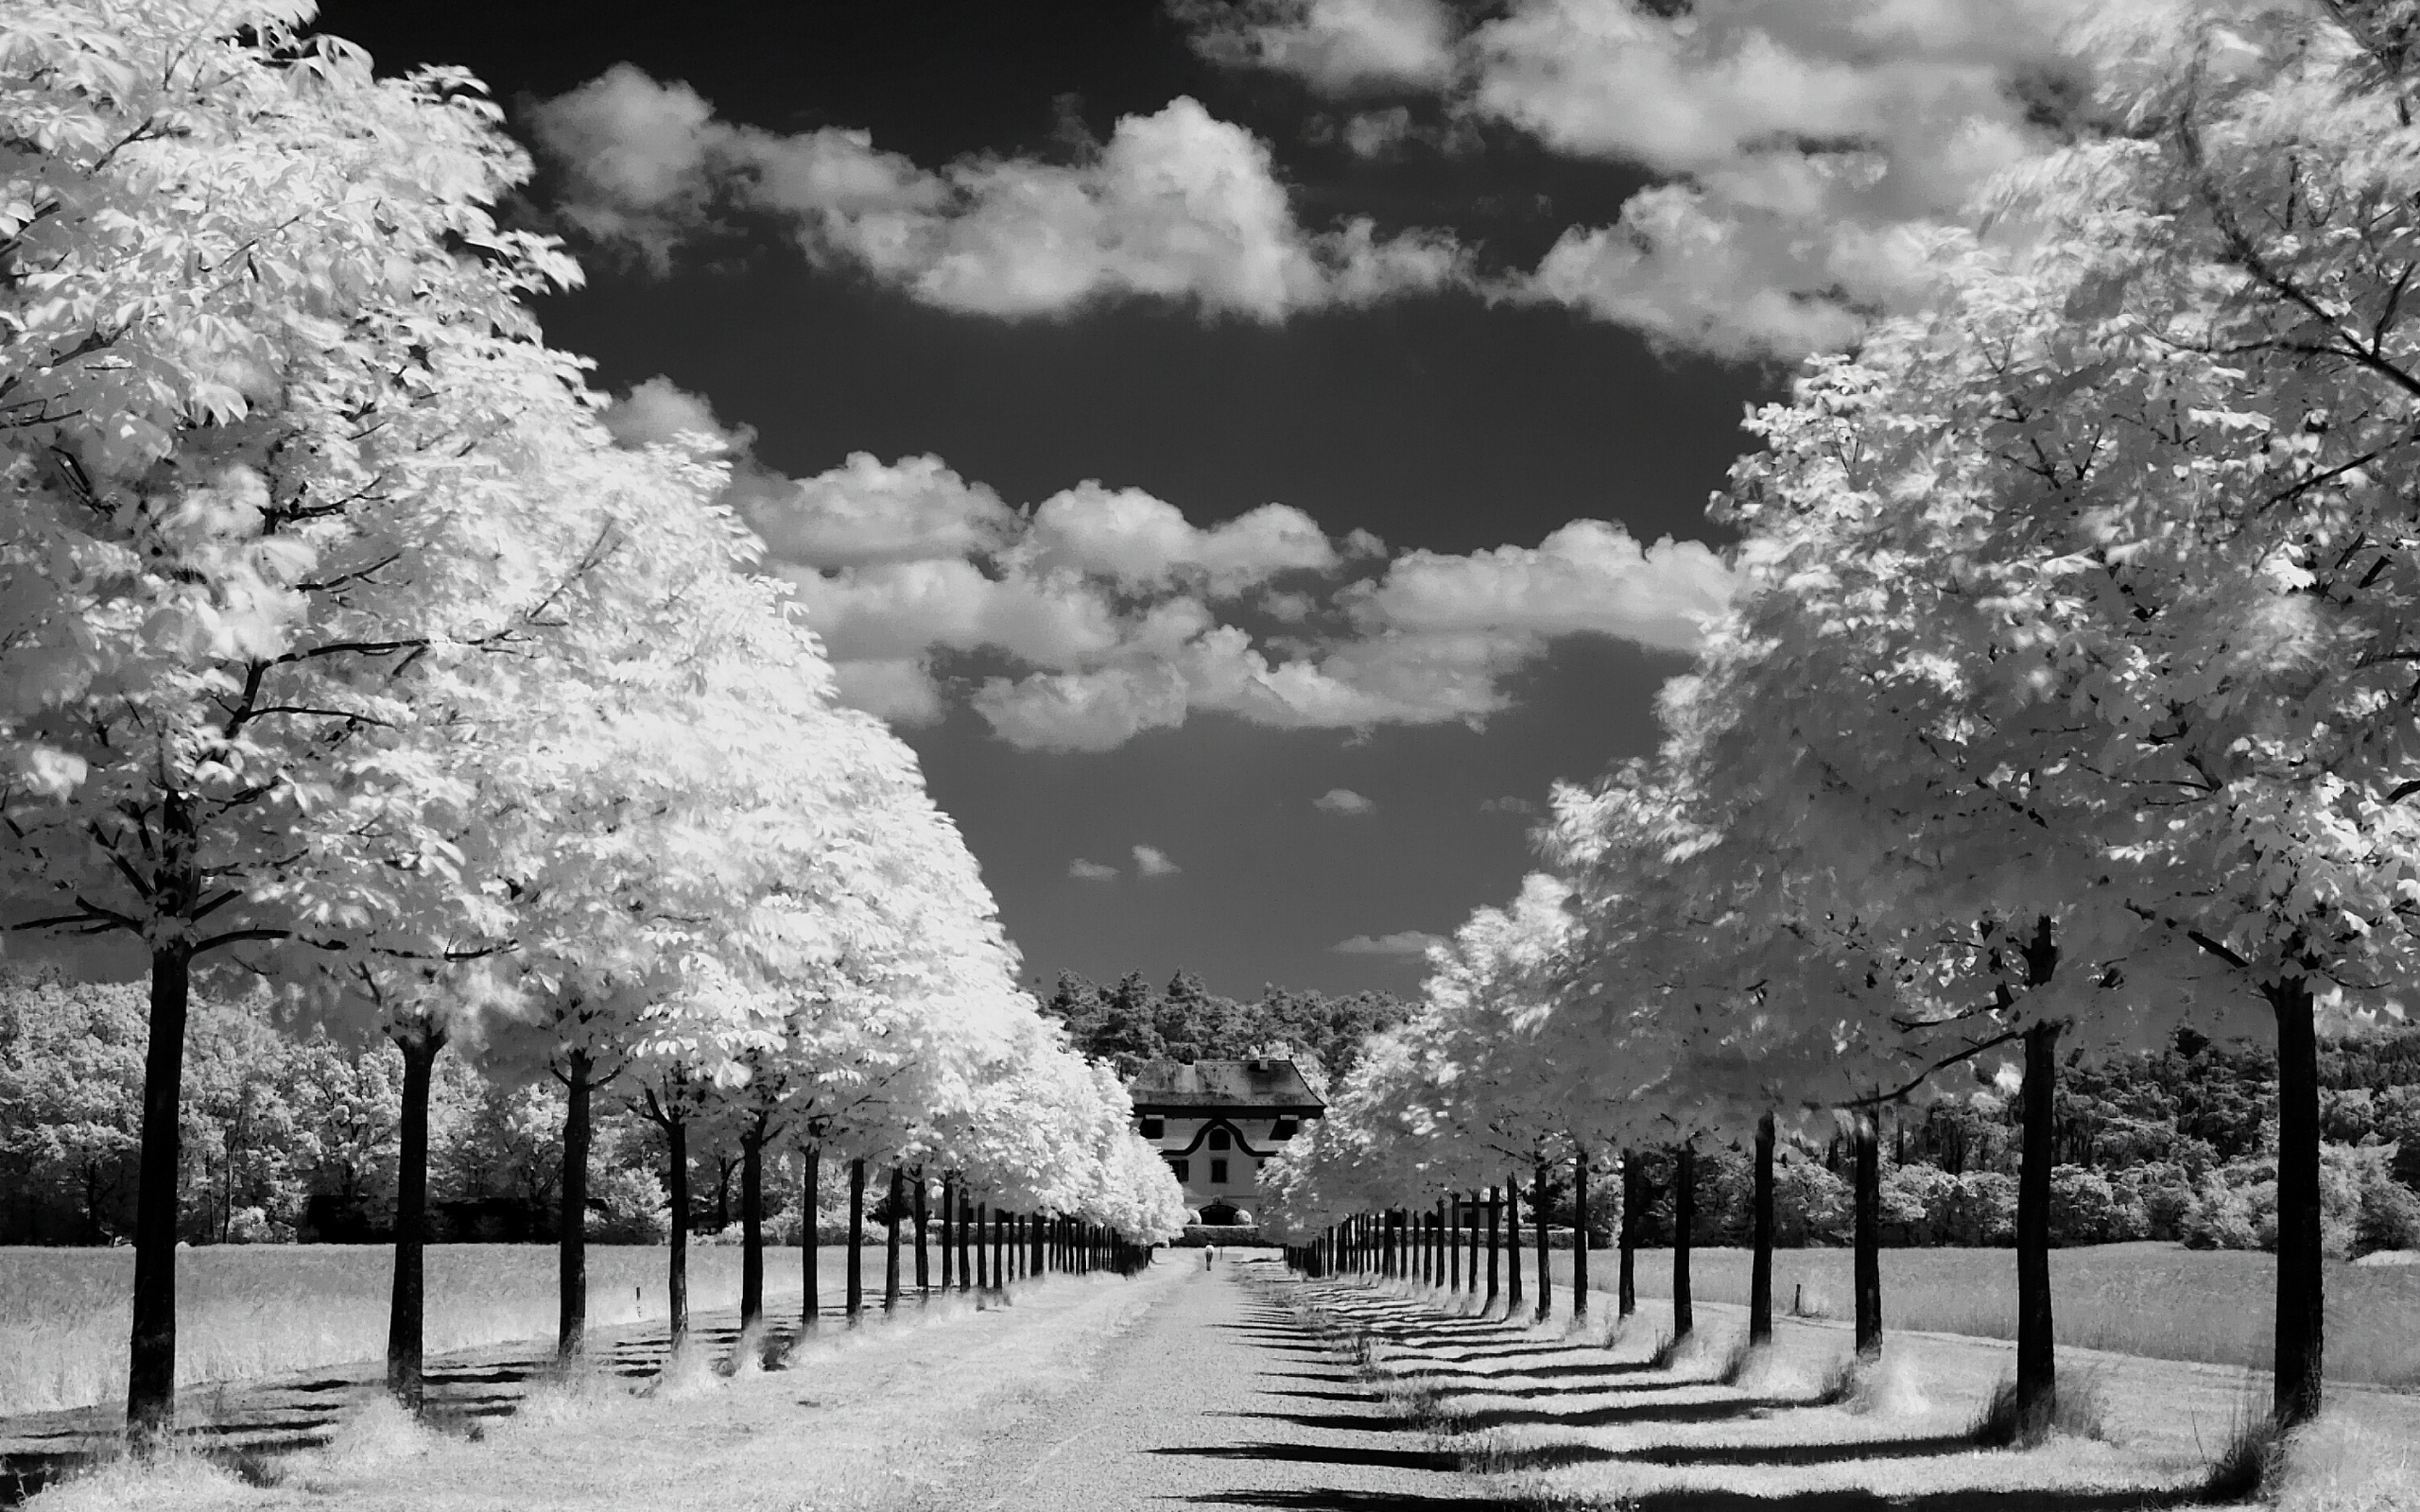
962 1253 1511 1512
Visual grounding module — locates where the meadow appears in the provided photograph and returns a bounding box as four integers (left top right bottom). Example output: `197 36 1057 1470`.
0 1244 881 1418
1546 1241 2420 1388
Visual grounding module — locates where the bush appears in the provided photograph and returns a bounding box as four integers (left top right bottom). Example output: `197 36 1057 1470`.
2356 1170 2420 1256
2050 1166 2146 1245
1880 1163 1953 1246
1774 1158 1849 1246
1937 1172 2018 1246
2118 1161 2195 1241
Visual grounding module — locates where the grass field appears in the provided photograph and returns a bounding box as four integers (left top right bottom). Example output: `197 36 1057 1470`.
0 1244 878 1418
1537 1241 2420 1389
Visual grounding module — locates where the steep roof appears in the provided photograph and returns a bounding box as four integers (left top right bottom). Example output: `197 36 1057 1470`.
1126 1058 1326 1114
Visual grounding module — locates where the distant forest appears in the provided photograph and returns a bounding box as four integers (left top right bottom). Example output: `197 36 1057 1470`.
1036 970 1413 1091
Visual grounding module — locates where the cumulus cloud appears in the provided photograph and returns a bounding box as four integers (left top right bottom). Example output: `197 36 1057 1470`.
532 68 1464 321
615 377 1735 749
1068 858 1122 882
1332 930 1445 956
1177 0 1461 90
1173 0 2099 356
1314 787 1376 815
1133 845 1184 878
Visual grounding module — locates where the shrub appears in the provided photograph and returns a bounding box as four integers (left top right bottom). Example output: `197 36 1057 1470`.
1937 1172 2018 1246
1774 1158 1849 1246
1880 1164 1951 1246
2356 1170 2420 1256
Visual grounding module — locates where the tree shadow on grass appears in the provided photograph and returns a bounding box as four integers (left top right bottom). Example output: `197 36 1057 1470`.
1445 1395 1790 1433
1150 1442 1461 1472
1619 1486 2206 1512
1399 1359 1664 1383
1210 1411 1403 1434
1184 1492 1530 1510
1608 1434 1982 1469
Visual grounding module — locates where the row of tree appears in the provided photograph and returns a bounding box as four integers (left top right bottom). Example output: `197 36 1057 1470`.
0 0 1183 1434
1263 0 2420 1441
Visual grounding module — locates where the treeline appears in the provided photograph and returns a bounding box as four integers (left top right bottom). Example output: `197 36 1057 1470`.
1039 970 1411 1085
1598 1024 2420 1258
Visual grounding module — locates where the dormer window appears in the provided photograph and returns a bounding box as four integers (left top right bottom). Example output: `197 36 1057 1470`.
1208 1128 1232 1150
1271 1119 1298 1141
1139 1117 1164 1139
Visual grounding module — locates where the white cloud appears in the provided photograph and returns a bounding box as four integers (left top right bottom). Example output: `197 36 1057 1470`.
534 75 1464 321
1313 787 1376 816
1332 930 1446 956
1172 0 2099 356
1132 845 1183 878
599 375 751 453
1177 0 1461 90
748 453 1019 569
1068 858 1121 882
617 380 1737 750
1349 520 1736 654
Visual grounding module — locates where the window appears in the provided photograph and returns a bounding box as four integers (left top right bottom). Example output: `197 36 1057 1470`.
1208 1128 1231 1150
1271 1119 1298 1140
1169 1159 1189 1182
1139 1117 1164 1139
1210 1159 1229 1183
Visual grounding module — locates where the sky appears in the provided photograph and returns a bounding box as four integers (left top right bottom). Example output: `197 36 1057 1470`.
314 0 2080 1001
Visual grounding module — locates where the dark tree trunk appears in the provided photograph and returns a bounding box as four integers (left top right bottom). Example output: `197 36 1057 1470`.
666 1112 690 1347
1506 1177 1523 1313
1750 1112 1775 1347
914 1168 931 1294
385 1028 443 1411
1854 1111 1882 1360
1570 1149 1590 1318
557 1049 594 1360
1534 1158 1552 1322
939 1173 955 1290
1673 1142 1695 1341
957 1188 973 1292
2016 1020 2060 1439
1448 1194 1461 1291
127 940 194 1438
802 1144 821 1325
740 1131 764 1331
2270 971 2325 1427
884 1164 904 1311
1618 1148 1640 1319
846 1157 865 1320
1466 1190 1480 1292
1485 1186 1501 1307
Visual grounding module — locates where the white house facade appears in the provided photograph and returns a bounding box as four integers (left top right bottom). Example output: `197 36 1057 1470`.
1126 1058 1325 1225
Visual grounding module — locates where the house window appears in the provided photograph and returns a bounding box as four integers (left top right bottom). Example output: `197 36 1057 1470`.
1271 1119 1298 1140
1139 1117 1164 1138
1210 1159 1230 1183
1169 1158 1189 1182
1208 1128 1232 1150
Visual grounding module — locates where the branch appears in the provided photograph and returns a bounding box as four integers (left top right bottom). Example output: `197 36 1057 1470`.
1837 1028 2024 1110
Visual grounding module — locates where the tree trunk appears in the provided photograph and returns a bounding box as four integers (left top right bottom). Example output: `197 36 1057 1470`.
939 1173 955 1290
1854 1111 1883 1361
801 1144 821 1326
846 1157 865 1320
914 1168 931 1294
1485 1186 1501 1308
1534 1158 1552 1322
1506 1177 1523 1314
740 1131 764 1331
1570 1148 1590 1319
884 1164 904 1311
2270 972 2325 1427
958 1188 973 1292
385 1028 442 1411
667 1112 690 1348
557 1049 594 1360
2016 1020 2059 1440
1673 1142 1695 1341
126 940 194 1438
1448 1194 1461 1291
1618 1148 1639 1319
1750 1112 1775 1347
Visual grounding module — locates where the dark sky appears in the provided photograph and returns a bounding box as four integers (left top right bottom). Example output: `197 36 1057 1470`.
316 0 1773 1000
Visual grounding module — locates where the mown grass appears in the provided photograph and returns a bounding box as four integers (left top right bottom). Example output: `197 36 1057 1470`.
1545 1241 2420 1388
0 1244 860 1417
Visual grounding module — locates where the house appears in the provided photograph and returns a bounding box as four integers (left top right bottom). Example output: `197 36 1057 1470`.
1127 1058 1325 1225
